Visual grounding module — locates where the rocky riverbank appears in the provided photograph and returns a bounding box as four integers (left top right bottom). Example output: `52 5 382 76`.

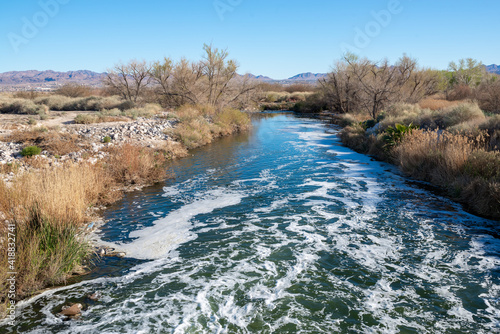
0 113 176 183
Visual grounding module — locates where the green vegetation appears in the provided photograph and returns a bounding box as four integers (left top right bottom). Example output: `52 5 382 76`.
21 146 42 157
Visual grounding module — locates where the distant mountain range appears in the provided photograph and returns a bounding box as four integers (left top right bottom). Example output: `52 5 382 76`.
0 70 325 90
0 70 106 86
0 65 498 90
485 64 500 75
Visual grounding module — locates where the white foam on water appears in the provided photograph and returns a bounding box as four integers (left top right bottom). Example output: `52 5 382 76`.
101 188 246 260
254 198 289 213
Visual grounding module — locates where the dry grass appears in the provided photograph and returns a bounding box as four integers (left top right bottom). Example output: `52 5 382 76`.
161 140 189 159
0 163 117 305
3 163 116 223
74 113 127 124
392 129 499 218
105 143 169 186
419 98 462 110
172 105 250 149
340 124 371 153
334 113 370 127
0 144 172 309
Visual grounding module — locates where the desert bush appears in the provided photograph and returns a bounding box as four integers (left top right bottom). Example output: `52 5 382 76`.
333 113 368 127
0 98 48 115
339 124 370 153
74 113 126 124
293 93 327 113
34 95 73 111
160 140 188 159
21 146 42 157
13 91 42 100
173 117 214 149
476 80 500 114
102 136 111 143
55 84 93 97
265 92 290 103
289 92 313 102
437 103 485 128
34 95 127 111
447 84 473 101
172 105 249 148
378 103 434 131
213 107 251 135
122 103 162 119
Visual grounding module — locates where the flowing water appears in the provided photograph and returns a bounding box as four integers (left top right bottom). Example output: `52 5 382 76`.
4 113 500 333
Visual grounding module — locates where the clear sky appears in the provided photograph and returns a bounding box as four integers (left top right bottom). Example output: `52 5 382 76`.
0 0 498 79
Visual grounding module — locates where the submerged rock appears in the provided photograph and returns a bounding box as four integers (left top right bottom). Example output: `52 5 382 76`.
87 292 100 301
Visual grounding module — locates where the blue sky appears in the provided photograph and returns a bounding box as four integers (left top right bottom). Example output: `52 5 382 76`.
0 0 498 79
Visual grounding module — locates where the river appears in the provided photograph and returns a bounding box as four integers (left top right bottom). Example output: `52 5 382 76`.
4 113 500 333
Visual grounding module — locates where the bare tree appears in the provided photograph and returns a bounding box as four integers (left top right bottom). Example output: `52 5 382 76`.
104 60 152 103
201 44 238 107
320 54 437 118
319 53 361 114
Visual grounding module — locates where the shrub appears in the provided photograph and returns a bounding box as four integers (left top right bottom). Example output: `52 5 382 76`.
439 103 485 128
476 80 500 114
213 107 251 135
55 84 93 97
383 123 418 150
173 117 213 149
34 95 126 111
447 84 473 101
122 103 162 119
0 98 47 115
103 136 111 143
339 124 370 153
21 146 42 157
74 113 125 124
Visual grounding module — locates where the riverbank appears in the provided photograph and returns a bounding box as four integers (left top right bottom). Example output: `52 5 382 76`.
0 104 250 318
328 101 500 220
